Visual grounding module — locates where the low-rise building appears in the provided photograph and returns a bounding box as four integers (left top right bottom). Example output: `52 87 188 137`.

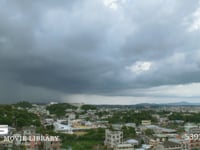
22 126 36 136
112 124 123 130
53 121 73 134
184 123 198 132
155 141 182 150
142 120 151 126
125 139 139 147
125 123 136 128
114 143 134 150
142 144 153 150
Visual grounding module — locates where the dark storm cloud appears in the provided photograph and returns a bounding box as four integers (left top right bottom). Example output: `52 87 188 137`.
1 0 200 102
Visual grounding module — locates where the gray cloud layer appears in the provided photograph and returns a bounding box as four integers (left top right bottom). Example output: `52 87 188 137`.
1 0 200 103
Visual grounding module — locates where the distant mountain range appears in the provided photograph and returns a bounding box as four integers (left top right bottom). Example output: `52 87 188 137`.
162 101 200 106
95 101 200 109
134 101 200 106
29 101 200 107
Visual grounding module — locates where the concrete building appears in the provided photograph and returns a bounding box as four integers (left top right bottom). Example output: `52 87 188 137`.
104 129 123 149
67 113 76 120
22 126 36 136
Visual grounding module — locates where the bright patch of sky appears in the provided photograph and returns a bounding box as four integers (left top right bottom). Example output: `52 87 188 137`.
188 4 200 31
103 0 119 10
126 61 153 74
127 83 200 98
103 0 127 10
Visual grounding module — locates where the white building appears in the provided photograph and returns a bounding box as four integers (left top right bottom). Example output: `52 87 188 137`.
112 124 123 130
141 120 151 126
184 123 198 132
68 113 76 120
125 139 139 147
49 102 58 105
125 123 136 128
114 143 134 150
53 119 73 134
44 118 54 126
104 129 123 149
142 144 152 150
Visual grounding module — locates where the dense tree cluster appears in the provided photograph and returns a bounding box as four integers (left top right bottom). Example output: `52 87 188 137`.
14 101 32 108
122 126 136 139
81 105 97 110
46 103 77 117
0 105 40 128
169 112 200 123
108 110 157 125
51 128 106 150
144 129 154 136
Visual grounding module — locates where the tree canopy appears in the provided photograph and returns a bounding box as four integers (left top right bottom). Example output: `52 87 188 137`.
46 103 77 117
14 101 32 108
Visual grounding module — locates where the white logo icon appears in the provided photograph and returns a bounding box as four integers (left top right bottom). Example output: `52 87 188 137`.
0 125 8 135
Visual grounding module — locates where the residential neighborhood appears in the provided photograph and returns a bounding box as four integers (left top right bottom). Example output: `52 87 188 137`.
1 102 200 149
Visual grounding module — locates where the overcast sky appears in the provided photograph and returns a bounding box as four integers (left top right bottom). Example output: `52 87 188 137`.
1 0 200 104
